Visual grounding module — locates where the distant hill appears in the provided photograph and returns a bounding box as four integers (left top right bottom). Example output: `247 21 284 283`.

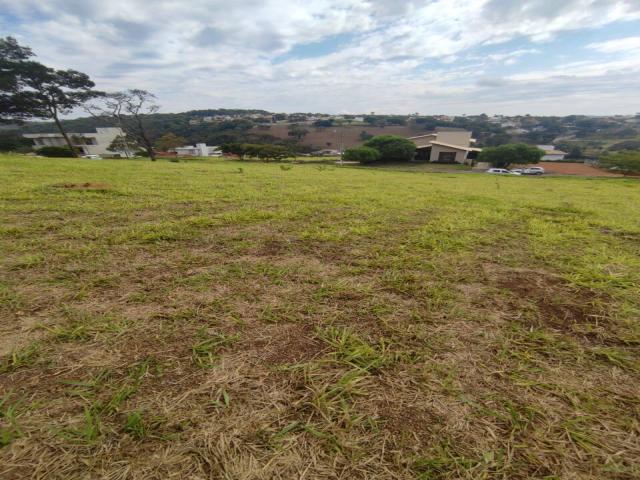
4 110 638 156
257 124 422 149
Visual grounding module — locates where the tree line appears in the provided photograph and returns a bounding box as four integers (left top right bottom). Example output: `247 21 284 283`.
1 37 160 159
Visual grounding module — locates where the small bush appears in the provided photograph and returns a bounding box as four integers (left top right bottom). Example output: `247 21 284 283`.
363 135 416 162
599 151 640 176
478 143 544 168
36 146 76 157
343 146 381 164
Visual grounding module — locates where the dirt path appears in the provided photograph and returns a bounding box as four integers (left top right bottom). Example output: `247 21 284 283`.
528 162 621 177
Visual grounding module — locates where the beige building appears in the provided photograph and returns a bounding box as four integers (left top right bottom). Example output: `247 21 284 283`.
24 127 128 157
409 128 481 164
537 145 567 161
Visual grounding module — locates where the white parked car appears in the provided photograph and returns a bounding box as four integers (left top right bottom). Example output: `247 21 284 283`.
82 154 102 159
486 168 521 175
524 166 545 175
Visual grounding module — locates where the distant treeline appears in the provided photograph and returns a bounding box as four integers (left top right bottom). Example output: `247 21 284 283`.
4 110 640 155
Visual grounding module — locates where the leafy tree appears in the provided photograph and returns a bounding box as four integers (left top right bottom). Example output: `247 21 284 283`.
359 130 373 141
257 144 293 162
156 132 186 151
363 135 416 162
0 36 102 156
107 134 138 157
243 144 263 158
0 36 34 123
342 146 381 164
385 116 407 126
0 131 32 152
478 143 544 168
485 133 512 147
221 142 246 159
313 119 333 127
599 151 640 176
567 145 583 159
287 123 309 141
86 89 159 160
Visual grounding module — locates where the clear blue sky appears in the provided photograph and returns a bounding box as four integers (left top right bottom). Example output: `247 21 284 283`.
2 0 640 115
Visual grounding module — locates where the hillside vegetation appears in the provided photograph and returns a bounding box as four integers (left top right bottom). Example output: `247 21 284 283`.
1 155 639 479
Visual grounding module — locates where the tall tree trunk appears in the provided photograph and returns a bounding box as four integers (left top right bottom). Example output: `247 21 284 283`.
135 115 155 161
115 118 132 158
51 108 78 158
146 144 156 161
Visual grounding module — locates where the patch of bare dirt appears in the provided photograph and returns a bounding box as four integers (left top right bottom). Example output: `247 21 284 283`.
482 264 608 333
245 323 325 365
378 400 440 446
250 238 293 256
51 182 112 190
0 315 44 356
523 162 621 177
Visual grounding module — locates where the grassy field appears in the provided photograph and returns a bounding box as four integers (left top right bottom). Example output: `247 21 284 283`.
1 155 639 479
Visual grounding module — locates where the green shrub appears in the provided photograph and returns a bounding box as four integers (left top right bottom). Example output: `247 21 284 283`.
36 146 75 157
257 145 293 162
342 146 381 164
478 143 544 168
363 135 416 162
599 151 640 176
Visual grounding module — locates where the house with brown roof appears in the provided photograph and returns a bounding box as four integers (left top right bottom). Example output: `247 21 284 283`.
409 128 481 164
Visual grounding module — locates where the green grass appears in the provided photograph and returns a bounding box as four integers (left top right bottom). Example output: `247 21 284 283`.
0 154 639 478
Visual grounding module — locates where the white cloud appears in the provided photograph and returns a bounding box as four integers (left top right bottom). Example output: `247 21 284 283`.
486 49 541 64
1 0 640 114
587 36 640 53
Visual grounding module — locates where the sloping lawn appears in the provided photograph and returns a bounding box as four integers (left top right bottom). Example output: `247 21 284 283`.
1 155 639 479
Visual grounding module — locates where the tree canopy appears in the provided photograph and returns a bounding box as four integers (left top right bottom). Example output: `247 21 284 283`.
1 36 101 156
0 36 35 122
257 144 293 162
599 151 640 176
287 123 309 141
221 143 293 162
156 132 186 151
86 90 159 160
342 146 381 164
478 143 544 168
363 135 416 162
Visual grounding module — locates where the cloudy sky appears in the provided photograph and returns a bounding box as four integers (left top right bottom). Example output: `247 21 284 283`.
2 0 640 115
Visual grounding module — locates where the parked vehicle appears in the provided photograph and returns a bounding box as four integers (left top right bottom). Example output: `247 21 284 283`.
82 154 102 159
486 168 521 175
524 166 545 175
511 168 524 174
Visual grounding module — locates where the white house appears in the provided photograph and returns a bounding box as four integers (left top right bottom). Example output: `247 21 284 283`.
537 145 568 161
23 127 128 157
174 143 222 157
409 128 481 164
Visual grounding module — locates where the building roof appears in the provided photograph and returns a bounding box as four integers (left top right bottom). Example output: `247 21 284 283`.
408 133 437 140
542 150 567 155
424 141 482 152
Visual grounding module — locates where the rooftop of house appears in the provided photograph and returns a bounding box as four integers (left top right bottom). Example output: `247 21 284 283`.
23 127 122 138
427 141 482 152
408 129 476 150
